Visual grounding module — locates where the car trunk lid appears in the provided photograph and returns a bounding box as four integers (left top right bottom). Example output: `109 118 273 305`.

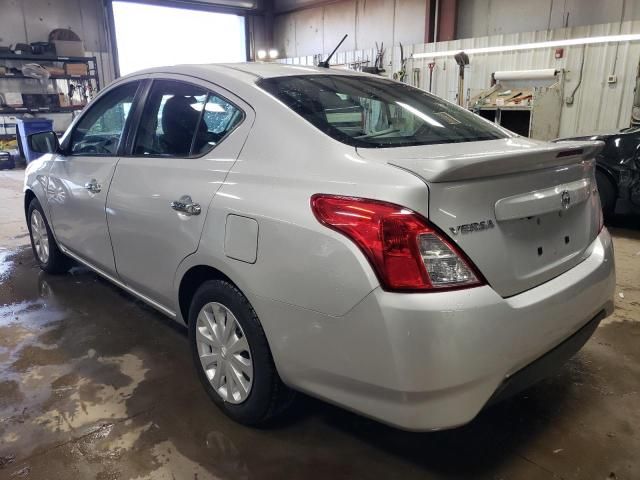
357 138 604 297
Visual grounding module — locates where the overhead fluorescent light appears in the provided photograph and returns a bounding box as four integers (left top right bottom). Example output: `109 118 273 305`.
184 0 256 8
412 33 640 59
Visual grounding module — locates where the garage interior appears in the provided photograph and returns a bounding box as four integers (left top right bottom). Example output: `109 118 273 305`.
0 0 639 479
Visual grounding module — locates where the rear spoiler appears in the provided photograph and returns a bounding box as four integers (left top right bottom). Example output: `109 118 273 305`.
387 140 604 183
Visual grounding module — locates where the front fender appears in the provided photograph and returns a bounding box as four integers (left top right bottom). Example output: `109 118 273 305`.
24 155 55 222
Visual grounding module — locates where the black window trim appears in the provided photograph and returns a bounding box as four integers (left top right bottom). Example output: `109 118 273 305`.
61 79 145 157
123 77 247 160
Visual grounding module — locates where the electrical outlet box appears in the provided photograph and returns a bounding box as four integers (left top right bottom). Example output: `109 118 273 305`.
607 75 618 84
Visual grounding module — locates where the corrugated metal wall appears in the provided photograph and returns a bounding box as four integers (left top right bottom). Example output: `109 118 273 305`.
281 20 640 137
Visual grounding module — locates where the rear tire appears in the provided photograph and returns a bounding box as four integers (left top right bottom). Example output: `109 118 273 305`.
596 170 617 219
27 198 71 274
188 279 294 426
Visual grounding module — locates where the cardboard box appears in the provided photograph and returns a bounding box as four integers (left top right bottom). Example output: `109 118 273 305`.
52 40 84 57
65 63 88 76
2 93 23 107
44 66 66 76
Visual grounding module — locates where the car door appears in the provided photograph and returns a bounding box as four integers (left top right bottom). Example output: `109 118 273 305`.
107 76 253 310
47 80 142 275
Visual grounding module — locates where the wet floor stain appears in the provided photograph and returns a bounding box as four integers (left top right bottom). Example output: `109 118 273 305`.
31 352 148 433
0 381 22 410
0 244 639 480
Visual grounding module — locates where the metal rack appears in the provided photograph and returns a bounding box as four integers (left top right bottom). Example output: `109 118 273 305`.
469 69 563 141
0 54 100 139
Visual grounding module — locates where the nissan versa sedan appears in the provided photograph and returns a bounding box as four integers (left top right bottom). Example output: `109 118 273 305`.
23 63 615 431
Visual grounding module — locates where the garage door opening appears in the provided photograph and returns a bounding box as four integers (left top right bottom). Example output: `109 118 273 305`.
111 1 247 76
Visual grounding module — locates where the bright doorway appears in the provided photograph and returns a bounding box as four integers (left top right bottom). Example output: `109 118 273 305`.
111 1 247 76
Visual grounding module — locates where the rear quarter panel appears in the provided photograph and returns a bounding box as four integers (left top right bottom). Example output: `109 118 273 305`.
176 90 430 319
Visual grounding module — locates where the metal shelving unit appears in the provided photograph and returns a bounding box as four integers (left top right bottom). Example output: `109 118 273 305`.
0 53 100 87
0 105 86 115
0 54 100 140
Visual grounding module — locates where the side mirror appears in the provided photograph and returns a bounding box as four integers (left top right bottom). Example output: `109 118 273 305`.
28 131 60 155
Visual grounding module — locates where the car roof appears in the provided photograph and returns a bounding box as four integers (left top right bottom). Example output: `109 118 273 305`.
216 62 368 79
122 62 368 87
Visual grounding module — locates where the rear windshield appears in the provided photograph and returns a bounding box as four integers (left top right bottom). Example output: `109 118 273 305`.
257 74 508 148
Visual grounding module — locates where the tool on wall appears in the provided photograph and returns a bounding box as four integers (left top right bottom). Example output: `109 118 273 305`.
78 81 88 104
68 82 76 104
374 42 385 73
454 51 469 106
85 79 95 100
393 43 407 82
427 61 436 92
412 68 421 88
362 42 386 75
347 59 370 71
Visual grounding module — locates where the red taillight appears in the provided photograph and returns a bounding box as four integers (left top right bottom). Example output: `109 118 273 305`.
311 194 484 292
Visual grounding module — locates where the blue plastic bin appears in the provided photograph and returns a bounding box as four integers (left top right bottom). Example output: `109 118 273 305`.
0 151 15 170
17 118 54 163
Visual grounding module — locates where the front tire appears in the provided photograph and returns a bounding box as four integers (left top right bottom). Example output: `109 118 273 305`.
27 198 71 274
188 280 293 426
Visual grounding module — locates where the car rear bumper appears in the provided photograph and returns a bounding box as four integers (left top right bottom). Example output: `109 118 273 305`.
254 228 616 431
485 308 605 407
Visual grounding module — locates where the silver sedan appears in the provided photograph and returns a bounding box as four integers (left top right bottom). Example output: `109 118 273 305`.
23 63 615 431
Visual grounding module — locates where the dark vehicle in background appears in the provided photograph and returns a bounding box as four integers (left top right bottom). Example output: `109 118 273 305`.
557 128 640 217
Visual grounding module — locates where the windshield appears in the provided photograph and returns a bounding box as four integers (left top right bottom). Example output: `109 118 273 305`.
257 74 509 148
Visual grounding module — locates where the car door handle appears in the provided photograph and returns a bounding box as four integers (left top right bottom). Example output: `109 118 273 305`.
170 195 201 216
84 180 102 193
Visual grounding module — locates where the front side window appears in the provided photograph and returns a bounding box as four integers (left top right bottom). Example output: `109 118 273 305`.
70 81 138 155
258 75 509 148
133 80 243 157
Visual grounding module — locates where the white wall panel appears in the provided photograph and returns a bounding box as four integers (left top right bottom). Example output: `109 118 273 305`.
457 0 640 39
274 12 298 58
294 6 324 55
0 0 116 85
395 0 428 46
275 0 640 55
282 20 640 137
0 0 109 52
355 0 395 50
323 0 357 53
274 0 427 57
0 0 28 47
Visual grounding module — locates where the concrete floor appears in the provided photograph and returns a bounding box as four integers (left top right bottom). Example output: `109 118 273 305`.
0 169 639 480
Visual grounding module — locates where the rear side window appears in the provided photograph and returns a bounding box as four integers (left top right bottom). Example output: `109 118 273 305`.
133 80 244 157
258 75 508 148
194 95 244 153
